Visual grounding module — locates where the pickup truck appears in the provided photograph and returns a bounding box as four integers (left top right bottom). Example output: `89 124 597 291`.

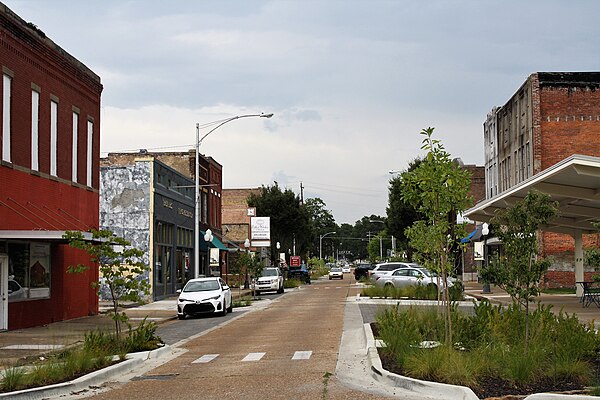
287 265 311 284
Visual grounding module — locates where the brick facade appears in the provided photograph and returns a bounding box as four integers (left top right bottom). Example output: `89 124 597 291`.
483 72 600 288
0 3 102 329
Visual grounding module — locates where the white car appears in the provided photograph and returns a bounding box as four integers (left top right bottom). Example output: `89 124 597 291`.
252 267 284 294
375 266 455 291
328 267 343 280
370 262 420 281
342 265 351 273
177 277 232 319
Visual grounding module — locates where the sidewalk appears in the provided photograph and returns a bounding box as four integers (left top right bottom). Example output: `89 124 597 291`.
463 281 600 326
0 288 253 369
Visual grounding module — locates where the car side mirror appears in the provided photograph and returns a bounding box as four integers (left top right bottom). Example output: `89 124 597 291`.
223 285 230 291
176 289 182 294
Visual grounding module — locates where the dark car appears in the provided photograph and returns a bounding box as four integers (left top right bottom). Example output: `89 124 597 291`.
287 264 311 284
354 262 375 280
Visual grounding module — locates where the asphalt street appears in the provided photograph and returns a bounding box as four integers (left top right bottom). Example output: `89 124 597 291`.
59 276 393 400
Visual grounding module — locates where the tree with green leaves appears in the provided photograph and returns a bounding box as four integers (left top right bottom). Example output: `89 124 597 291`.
247 184 310 263
304 197 337 256
63 229 150 339
488 190 558 349
387 157 423 261
402 127 472 344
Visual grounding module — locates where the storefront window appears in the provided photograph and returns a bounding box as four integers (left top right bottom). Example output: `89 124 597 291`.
7 242 51 302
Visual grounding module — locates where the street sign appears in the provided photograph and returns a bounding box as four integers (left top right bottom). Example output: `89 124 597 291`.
290 256 301 267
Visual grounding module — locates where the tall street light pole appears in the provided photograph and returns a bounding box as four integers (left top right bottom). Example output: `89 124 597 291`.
194 113 274 278
319 231 336 261
369 219 385 260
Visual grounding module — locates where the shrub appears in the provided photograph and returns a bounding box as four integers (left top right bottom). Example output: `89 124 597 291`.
284 278 302 288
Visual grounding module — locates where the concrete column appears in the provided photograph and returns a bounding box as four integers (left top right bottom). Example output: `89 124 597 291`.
574 229 584 298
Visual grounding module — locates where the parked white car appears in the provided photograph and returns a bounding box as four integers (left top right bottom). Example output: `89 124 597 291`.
370 262 420 281
374 265 455 291
342 265 351 273
328 266 343 280
177 277 232 319
252 267 284 294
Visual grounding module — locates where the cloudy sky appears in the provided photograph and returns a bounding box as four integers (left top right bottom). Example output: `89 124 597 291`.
6 0 600 224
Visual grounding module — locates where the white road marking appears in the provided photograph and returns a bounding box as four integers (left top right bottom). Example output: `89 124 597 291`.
336 287 342 289
2 344 65 350
242 352 266 362
292 351 312 360
192 354 219 364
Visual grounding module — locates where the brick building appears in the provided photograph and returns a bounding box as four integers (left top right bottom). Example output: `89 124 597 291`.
481 72 600 286
0 3 103 329
101 151 227 283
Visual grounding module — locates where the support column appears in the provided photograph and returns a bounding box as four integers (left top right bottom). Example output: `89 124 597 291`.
574 229 584 298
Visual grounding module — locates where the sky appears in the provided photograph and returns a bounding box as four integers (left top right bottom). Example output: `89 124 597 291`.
6 0 600 224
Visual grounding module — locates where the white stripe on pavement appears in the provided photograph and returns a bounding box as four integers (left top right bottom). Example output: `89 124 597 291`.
242 352 266 362
192 354 219 364
292 351 312 360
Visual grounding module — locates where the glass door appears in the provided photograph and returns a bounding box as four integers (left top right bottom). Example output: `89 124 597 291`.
0 254 8 331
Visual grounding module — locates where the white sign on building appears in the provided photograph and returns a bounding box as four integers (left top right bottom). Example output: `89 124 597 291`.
251 216 271 247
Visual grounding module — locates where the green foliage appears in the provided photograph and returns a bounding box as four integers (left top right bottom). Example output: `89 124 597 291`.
63 229 150 339
361 284 464 301
0 367 26 392
247 184 310 262
232 297 253 307
284 278 302 288
304 197 337 256
401 127 472 343
376 302 600 389
585 247 600 269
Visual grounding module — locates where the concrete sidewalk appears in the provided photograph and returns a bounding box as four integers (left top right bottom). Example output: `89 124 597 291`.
0 289 254 369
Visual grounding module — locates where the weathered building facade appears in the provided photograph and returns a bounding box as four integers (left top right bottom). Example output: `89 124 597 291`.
0 2 103 330
100 156 195 300
482 72 600 286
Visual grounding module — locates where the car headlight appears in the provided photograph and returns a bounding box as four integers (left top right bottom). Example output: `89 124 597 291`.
207 295 221 301
179 298 190 302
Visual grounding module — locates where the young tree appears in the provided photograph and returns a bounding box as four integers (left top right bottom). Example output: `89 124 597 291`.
488 190 558 349
402 127 472 344
63 229 149 339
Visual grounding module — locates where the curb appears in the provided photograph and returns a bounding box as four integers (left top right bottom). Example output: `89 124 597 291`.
363 322 480 400
0 345 177 400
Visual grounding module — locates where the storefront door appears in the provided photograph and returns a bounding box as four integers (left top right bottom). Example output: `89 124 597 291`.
0 254 8 331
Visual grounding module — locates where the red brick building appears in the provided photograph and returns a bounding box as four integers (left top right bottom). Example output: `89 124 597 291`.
0 3 102 329
482 72 600 287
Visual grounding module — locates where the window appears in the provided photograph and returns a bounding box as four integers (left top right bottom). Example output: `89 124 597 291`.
72 112 78 182
50 100 58 176
31 90 40 170
86 120 93 186
2 74 11 162
7 242 51 302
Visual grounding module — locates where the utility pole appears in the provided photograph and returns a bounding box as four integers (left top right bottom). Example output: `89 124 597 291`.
300 181 304 205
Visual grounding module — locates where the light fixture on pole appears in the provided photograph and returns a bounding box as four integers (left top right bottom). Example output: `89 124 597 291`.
193 113 273 278
243 238 250 289
319 231 336 260
481 223 491 294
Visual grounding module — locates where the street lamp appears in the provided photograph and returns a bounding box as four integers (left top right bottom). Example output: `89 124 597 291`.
481 223 491 294
193 113 273 278
369 219 385 259
319 231 336 261
244 238 251 289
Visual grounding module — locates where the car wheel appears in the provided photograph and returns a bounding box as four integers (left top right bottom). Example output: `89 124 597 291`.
227 301 233 313
384 283 394 289
428 283 438 291
221 301 227 316
278 285 284 294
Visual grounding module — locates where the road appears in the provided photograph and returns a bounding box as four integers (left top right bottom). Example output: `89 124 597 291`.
75 275 392 399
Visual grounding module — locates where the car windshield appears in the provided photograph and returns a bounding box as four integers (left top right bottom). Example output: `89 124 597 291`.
261 268 278 277
330 267 341 272
183 280 220 292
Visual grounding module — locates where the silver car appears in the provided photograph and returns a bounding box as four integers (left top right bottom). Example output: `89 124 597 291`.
374 266 454 291
370 262 420 281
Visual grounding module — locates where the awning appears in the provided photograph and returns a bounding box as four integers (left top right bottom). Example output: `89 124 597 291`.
461 226 483 243
464 154 600 235
200 230 228 251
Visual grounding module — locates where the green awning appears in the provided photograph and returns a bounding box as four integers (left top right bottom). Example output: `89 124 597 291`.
199 230 228 251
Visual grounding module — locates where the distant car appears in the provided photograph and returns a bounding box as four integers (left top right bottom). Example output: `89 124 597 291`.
328 267 343 280
177 277 232 319
341 265 351 273
370 262 420 281
287 265 311 284
375 265 455 292
252 267 284 294
354 263 375 280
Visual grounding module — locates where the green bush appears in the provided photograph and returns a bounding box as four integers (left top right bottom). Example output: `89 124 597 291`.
284 278 302 288
361 283 463 301
375 301 600 389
